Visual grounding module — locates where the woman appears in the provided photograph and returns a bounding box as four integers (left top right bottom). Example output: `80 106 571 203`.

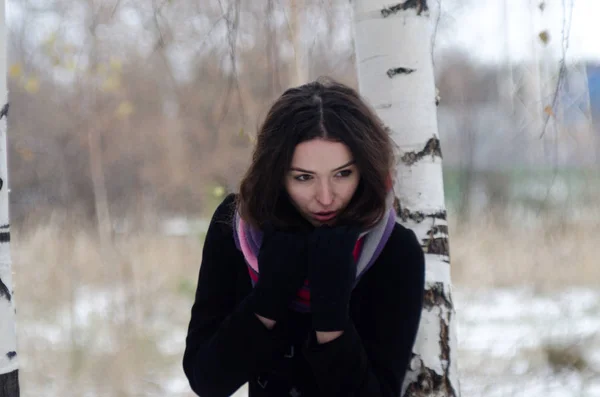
183 77 425 397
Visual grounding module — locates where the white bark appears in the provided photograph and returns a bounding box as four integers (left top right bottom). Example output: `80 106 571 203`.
352 1 460 396
0 0 20 394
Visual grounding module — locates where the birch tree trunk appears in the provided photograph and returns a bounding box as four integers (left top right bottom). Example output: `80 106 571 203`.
351 1 460 396
0 0 20 394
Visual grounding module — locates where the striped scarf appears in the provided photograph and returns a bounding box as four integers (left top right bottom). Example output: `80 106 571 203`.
232 193 396 312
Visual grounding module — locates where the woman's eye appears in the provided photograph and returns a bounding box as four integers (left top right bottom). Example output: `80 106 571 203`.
336 169 353 178
294 174 312 182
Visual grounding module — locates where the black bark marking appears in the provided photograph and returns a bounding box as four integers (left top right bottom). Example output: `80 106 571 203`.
387 67 416 78
0 277 11 301
427 225 448 235
0 369 20 396
423 282 452 311
404 284 457 397
396 204 447 224
381 0 429 18
393 196 402 217
440 319 450 367
0 232 10 243
404 355 456 396
6 351 16 360
438 310 456 396
424 237 449 256
404 367 445 396
401 136 443 166
0 177 3 191
0 103 8 119
0 224 8 229
424 226 450 256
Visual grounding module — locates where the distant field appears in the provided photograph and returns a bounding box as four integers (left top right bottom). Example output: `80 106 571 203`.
442 167 600 220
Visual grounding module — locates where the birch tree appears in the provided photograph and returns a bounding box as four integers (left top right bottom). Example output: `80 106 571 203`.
352 1 460 396
0 0 20 395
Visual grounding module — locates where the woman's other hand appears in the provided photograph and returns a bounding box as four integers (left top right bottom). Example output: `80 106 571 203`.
250 222 309 324
307 225 361 333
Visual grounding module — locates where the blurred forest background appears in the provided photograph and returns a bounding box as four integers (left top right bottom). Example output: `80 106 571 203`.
6 0 600 396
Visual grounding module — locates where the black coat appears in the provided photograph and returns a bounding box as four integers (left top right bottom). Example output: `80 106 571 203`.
183 194 425 397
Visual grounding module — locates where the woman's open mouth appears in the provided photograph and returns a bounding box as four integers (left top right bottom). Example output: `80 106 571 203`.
312 211 337 222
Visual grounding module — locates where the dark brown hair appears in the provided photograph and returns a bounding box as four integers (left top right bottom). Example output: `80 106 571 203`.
237 76 394 231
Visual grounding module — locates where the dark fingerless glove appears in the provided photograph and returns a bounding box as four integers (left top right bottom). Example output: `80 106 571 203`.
250 224 308 321
307 226 361 331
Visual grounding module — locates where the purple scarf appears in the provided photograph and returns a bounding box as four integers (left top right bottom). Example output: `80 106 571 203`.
232 194 397 312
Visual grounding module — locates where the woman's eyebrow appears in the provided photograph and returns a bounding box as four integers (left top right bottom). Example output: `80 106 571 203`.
331 160 356 171
290 160 355 174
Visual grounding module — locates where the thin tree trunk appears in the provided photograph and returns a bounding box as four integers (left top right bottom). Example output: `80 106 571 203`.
352 1 460 396
85 1 112 250
0 0 20 394
87 127 112 249
289 0 308 86
266 0 281 97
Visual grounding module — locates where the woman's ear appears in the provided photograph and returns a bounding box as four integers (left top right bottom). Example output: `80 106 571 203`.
385 173 393 191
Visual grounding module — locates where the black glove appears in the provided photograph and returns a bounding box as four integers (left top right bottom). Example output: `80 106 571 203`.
249 223 308 321
307 225 361 332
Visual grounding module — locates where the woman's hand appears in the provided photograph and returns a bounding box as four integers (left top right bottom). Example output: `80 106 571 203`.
316 330 344 344
255 314 277 330
307 225 361 332
250 223 309 324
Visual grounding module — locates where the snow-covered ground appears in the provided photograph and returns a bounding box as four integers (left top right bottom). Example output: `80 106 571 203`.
455 287 600 397
230 287 600 397
18 286 600 396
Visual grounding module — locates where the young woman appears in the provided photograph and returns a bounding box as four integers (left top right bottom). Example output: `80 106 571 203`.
183 77 425 397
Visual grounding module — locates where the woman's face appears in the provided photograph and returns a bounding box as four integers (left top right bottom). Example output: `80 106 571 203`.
285 138 360 226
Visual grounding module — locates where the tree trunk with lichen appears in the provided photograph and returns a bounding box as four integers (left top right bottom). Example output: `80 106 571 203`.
0 0 20 394
352 1 460 396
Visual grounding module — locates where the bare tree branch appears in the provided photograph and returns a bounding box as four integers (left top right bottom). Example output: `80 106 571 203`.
539 0 573 139
214 0 246 147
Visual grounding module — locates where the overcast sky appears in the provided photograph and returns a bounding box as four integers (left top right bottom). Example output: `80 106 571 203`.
435 0 600 64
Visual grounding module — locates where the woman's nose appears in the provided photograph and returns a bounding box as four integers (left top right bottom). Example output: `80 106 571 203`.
316 181 333 206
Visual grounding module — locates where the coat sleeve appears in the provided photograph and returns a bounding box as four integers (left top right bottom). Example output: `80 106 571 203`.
182 194 289 397
302 226 425 396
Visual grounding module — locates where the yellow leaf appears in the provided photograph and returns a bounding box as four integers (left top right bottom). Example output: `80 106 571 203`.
539 31 550 45
9 64 22 78
44 32 57 47
109 57 123 72
116 101 134 118
544 105 554 116
16 146 34 161
25 78 40 93
96 64 107 75
51 55 61 66
65 59 76 71
212 186 225 198
101 76 121 92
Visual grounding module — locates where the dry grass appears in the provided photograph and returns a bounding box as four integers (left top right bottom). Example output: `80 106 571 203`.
12 215 203 397
8 206 600 395
449 206 600 289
